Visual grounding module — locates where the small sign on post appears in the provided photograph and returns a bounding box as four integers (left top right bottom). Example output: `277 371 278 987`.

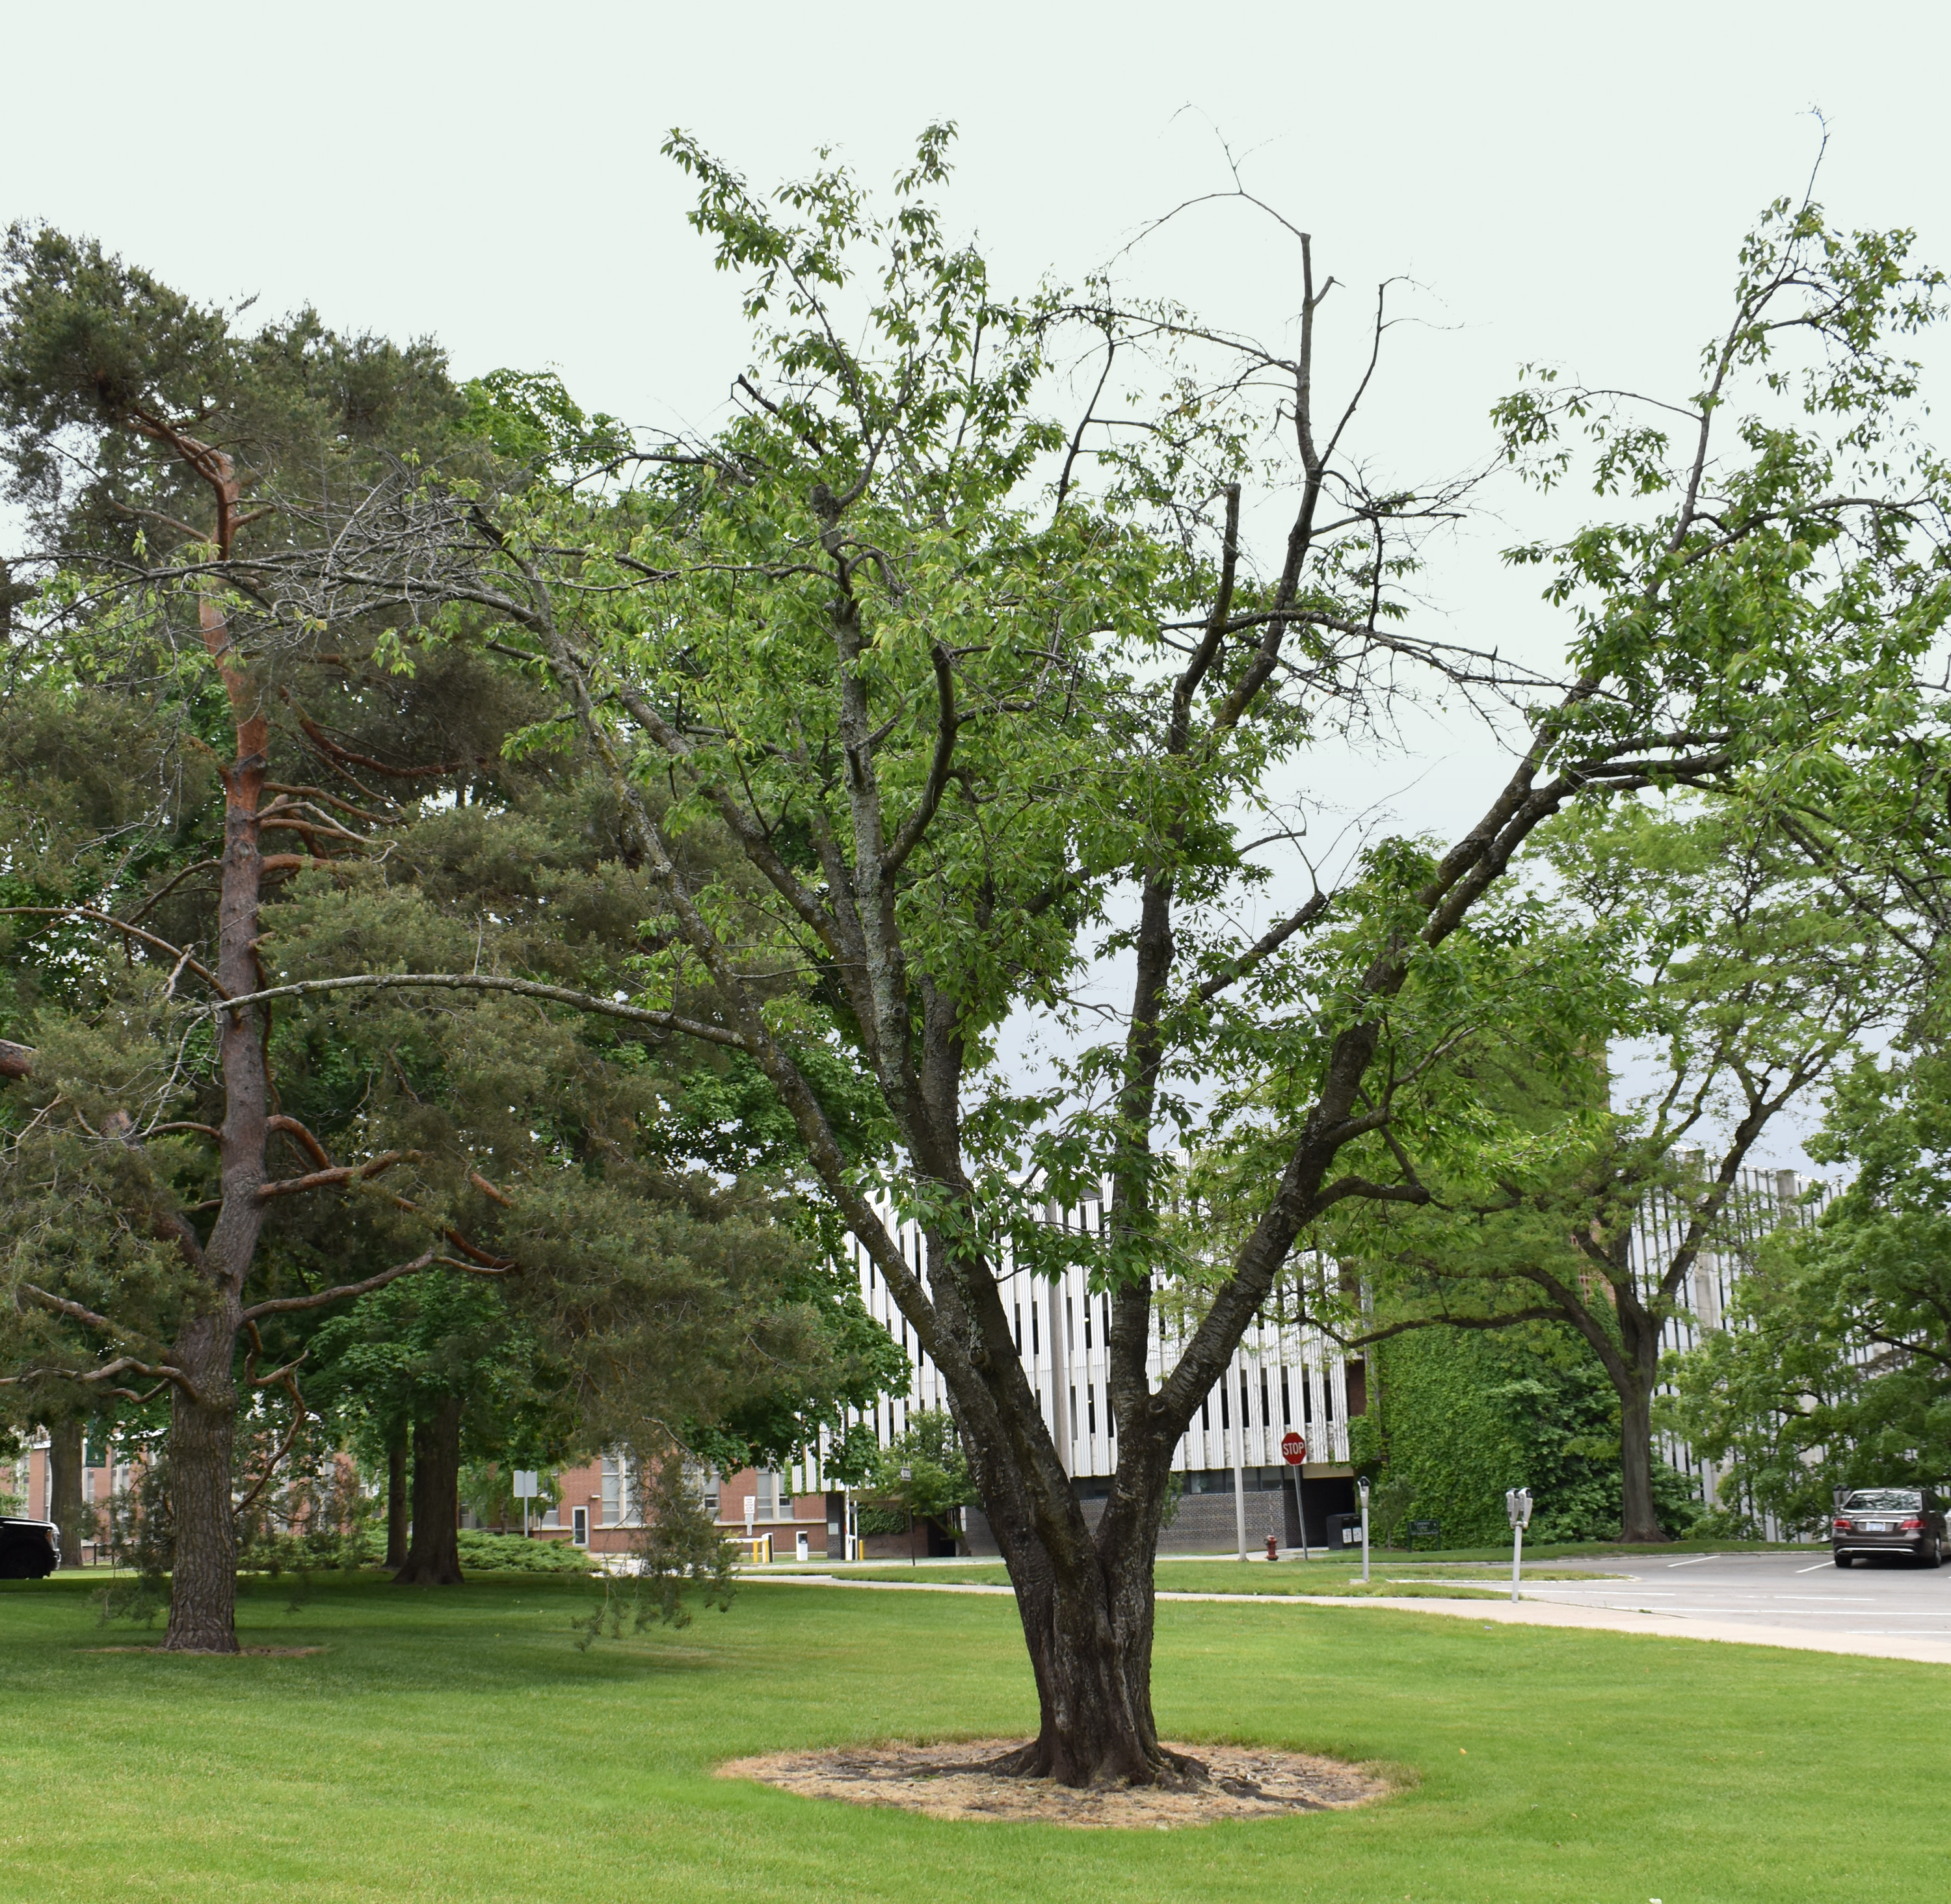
1281 1432 1308 1561
512 1470 539 1538
1358 1477 1372 1584
1506 1487 1533 1603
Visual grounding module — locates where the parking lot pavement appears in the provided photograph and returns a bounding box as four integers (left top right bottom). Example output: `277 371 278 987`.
1507 1549 1951 1638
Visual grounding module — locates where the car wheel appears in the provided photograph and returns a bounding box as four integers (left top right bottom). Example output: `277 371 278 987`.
1835 1552 1853 1567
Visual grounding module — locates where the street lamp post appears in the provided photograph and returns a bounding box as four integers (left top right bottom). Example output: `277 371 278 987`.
1358 1477 1371 1585
900 1464 914 1570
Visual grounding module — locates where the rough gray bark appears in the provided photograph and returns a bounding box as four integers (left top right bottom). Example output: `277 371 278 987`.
385 1429 410 1571
163 1312 243 1651
46 1416 85 1568
395 1399 464 1587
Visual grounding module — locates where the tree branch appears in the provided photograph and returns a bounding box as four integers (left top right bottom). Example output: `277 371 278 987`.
239 1247 469 1322
0 906 228 996
256 1150 413 1201
212 973 750 1048
883 642 959 875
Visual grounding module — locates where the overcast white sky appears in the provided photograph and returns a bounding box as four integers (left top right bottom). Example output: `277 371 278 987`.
8 0 1947 1173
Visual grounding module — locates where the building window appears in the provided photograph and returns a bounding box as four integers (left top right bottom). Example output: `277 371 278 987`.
1087 1385 1096 1435
601 1452 641 1527
571 1506 589 1548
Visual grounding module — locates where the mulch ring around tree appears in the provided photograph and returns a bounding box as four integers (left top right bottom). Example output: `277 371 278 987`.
719 1738 1392 1829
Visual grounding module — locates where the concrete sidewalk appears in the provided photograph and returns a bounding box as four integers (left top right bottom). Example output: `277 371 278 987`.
748 1572 1951 1667
1276 1592 1951 1667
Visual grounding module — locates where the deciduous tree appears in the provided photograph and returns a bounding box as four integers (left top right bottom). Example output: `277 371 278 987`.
87 135 1951 1782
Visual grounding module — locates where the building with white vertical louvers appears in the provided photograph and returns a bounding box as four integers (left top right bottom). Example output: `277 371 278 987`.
1641 1163 1831 1538
786 1185 1366 1554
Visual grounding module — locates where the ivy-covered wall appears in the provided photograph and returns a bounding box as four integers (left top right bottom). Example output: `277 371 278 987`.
1365 1323 1699 1545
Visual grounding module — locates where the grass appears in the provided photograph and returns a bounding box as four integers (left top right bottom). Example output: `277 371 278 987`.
0 1563 1941 1902
797 1558 1613 1596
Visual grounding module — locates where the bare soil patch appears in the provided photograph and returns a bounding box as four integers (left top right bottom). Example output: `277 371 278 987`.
719 1737 1390 1828
81 1645 326 1656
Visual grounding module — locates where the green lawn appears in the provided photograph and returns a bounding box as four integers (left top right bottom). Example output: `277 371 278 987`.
0 1566 1939 1902
797 1559 1611 1596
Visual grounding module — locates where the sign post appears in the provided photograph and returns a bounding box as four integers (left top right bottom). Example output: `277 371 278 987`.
512 1469 539 1538
1281 1432 1308 1561
1506 1487 1533 1602
1358 1476 1371 1584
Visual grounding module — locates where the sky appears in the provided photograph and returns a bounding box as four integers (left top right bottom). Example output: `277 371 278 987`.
7 0 1947 1172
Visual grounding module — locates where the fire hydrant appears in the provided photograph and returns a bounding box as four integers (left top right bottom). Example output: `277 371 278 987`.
1265 1535 1279 1561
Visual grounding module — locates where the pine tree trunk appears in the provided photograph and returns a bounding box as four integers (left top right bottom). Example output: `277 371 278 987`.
162 1310 241 1652
155 452 269 1653
385 1430 410 1571
395 1399 464 1585
46 1416 85 1568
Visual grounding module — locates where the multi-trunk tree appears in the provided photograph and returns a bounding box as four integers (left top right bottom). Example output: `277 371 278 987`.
43 133 1950 1784
245 136 1940 1785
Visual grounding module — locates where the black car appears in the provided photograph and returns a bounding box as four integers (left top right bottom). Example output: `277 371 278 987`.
0 1518 60 1580
1832 1488 1947 1567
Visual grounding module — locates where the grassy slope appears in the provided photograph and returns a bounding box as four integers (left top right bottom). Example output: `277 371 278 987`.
0 1568 1941 1903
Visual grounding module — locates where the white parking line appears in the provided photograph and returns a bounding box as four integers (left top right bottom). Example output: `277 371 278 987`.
1666 1556 1716 1567
1798 1561 1835 1573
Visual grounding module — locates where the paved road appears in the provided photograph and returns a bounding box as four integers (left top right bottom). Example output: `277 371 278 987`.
747 1555 1951 1663
1500 1549 1951 1639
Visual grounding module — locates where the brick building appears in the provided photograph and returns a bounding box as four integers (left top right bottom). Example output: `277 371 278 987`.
12 1433 131 1561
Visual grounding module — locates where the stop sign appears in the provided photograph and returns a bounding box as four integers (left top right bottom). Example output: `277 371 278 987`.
1281 1431 1306 1465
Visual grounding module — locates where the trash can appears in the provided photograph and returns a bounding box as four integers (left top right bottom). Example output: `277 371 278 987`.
1325 1513 1362 1552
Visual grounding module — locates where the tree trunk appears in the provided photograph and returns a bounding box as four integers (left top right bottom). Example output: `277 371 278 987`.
155 444 269 1652
385 1429 410 1571
163 1310 241 1652
46 1416 85 1568
983 1501 1182 1786
395 1399 464 1586
936 1260 1197 1788
1615 1309 1668 1544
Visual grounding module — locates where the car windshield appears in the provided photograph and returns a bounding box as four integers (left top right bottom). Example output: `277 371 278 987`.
1843 1490 1923 1513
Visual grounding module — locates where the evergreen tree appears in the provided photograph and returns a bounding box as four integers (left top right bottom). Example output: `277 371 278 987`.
0 228 897 1646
